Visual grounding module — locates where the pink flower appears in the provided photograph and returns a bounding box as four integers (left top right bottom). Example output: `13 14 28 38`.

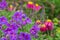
33 4 42 11
45 19 54 31
7 5 14 11
27 1 34 9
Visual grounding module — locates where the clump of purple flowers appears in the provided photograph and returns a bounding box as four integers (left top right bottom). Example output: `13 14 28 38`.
19 32 31 40
0 16 8 30
0 0 8 10
0 11 32 40
1 37 7 40
11 11 32 29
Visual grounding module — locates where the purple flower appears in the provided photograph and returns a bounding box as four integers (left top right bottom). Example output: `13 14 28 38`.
0 0 8 10
19 32 31 40
9 31 17 40
21 13 27 18
0 23 2 29
11 11 32 29
0 16 8 25
6 22 19 31
4 27 13 34
26 18 32 24
30 25 39 38
21 20 27 26
4 29 17 40
3 28 18 40
12 11 22 21
9 19 16 23
15 22 22 29
1 37 7 40
9 19 23 29
2 0 6 2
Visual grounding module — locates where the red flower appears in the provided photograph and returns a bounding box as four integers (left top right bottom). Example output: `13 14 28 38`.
40 24 47 32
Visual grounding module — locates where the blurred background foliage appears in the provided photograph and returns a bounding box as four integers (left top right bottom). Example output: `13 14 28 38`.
7 0 60 19
1 0 60 20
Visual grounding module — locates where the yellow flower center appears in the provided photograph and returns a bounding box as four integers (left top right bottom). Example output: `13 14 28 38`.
35 4 39 7
36 20 40 23
28 1 33 4
41 24 46 27
46 19 52 22
10 5 13 8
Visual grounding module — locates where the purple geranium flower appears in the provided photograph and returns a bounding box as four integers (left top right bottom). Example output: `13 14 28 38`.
4 27 13 34
1 37 7 40
9 31 17 40
0 16 8 25
30 25 39 38
12 11 22 21
0 0 8 10
26 17 32 24
4 29 17 40
11 11 32 30
6 22 19 31
21 13 27 18
0 23 2 29
21 20 27 26
19 32 31 40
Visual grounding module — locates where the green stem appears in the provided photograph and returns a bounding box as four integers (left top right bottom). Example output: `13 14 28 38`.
40 5 45 22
